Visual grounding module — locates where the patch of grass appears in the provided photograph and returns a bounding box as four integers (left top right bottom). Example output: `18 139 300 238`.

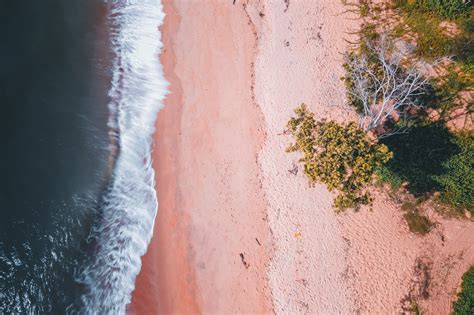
391 23 406 38
393 0 474 67
405 13 454 59
404 209 434 234
286 104 393 211
395 0 472 20
453 266 474 315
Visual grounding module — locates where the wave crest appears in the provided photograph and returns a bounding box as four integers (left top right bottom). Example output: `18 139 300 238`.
74 1 167 313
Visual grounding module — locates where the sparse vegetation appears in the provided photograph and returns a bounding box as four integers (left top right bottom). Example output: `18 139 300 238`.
395 0 472 20
393 0 474 73
338 0 474 219
409 300 421 315
403 208 434 234
453 266 474 315
391 0 474 133
403 13 455 59
431 66 473 120
286 104 392 211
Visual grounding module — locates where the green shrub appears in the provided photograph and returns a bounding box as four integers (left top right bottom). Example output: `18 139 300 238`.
434 133 474 213
453 266 474 315
381 123 460 196
359 0 370 17
287 104 393 211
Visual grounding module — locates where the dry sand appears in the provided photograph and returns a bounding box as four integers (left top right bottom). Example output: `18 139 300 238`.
131 0 474 314
248 0 358 313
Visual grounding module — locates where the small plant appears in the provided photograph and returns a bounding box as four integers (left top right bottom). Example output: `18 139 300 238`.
287 104 393 211
453 266 474 315
409 300 421 315
402 201 417 212
403 208 434 234
359 0 370 17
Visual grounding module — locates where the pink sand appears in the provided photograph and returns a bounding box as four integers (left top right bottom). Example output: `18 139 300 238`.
131 1 474 314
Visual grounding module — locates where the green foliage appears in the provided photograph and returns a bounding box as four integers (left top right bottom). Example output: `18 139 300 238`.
381 123 459 196
393 0 474 68
395 0 472 20
434 133 474 212
287 104 393 211
360 23 379 43
453 266 474 315
380 124 473 214
403 209 434 234
404 13 454 59
376 165 404 189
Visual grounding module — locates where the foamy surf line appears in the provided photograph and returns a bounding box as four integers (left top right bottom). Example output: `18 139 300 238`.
72 0 167 313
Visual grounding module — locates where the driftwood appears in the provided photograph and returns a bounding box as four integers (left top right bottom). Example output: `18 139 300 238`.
345 35 429 137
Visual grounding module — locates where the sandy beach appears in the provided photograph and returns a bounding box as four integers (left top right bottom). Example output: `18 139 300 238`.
131 0 474 314
131 1 271 313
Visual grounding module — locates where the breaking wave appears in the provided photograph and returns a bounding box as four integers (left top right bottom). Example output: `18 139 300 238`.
74 0 167 313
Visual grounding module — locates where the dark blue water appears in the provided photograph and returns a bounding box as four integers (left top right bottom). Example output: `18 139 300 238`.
0 1 111 312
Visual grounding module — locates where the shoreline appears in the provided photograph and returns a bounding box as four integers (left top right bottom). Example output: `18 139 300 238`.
129 1 200 313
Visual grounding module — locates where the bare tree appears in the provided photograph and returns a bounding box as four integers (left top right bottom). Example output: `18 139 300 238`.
345 35 429 137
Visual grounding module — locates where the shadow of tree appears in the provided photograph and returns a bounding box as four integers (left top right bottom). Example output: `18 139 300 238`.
381 123 460 196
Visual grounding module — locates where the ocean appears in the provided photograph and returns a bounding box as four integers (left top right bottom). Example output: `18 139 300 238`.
0 1 166 313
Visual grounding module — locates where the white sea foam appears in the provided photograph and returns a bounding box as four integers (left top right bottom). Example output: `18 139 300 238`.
75 0 167 313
